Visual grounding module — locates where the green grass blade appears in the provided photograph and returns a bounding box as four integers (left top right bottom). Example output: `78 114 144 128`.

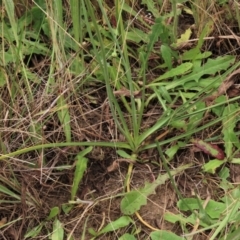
83 0 134 149
115 0 138 139
70 0 80 42
57 95 72 142
71 147 92 200
0 141 131 161
222 103 239 159
150 230 184 240
138 112 172 145
98 216 133 235
210 200 240 240
24 223 44 239
3 0 18 46
0 184 20 200
3 0 33 98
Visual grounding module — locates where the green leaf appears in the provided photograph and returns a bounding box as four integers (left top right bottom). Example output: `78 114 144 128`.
121 164 191 215
202 159 225 174
152 62 193 82
120 191 147 215
46 207 59 221
24 223 44 238
98 216 133 235
196 20 214 49
187 101 205 131
231 158 240 164
204 200 226 219
150 230 184 240
158 86 172 103
165 55 236 89
164 212 195 225
224 228 240 240
57 95 71 142
117 150 132 159
61 203 73 214
66 234 75 240
170 120 187 130
62 203 74 214
0 184 20 200
70 0 81 42
126 29 149 43
88 227 98 236
0 67 7 87
182 50 212 61
218 167 230 180
178 198 225 219
222 188 240 204
181 20 214 60
119 233 136 240
144 18 162 59
51 219 64 240
161 45 173 69
21 39 49 56
191 55 235 81
71 148 91 200
77 146 93 158
165 144 180 159
3 0 18 46
141 0 159 17
211 96 226 117
172 28 192 48
177 198 201 211
222 103 239 158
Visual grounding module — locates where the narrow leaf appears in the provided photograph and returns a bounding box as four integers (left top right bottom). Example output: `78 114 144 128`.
77 146 93 158
51 219 64 240
88 227 98 236
164 212 194 225
3 0 18 46
150 230 184 240
116 150 132 159
202 160 225 174
224 228 240 240
222 103 238 158
161 44 173 69
145 18 163 59
172 28 192 48
71 151 89 200
57 95 71 142
46 207 59 221
0 184 20 200
119 233 136 240
24 224 44 238
98 216 133 235
153 62 193 82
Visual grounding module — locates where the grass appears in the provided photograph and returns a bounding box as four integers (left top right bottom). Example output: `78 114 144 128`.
1 0 240 239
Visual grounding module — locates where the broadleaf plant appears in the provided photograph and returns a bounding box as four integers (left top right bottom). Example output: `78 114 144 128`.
120 164 191 215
